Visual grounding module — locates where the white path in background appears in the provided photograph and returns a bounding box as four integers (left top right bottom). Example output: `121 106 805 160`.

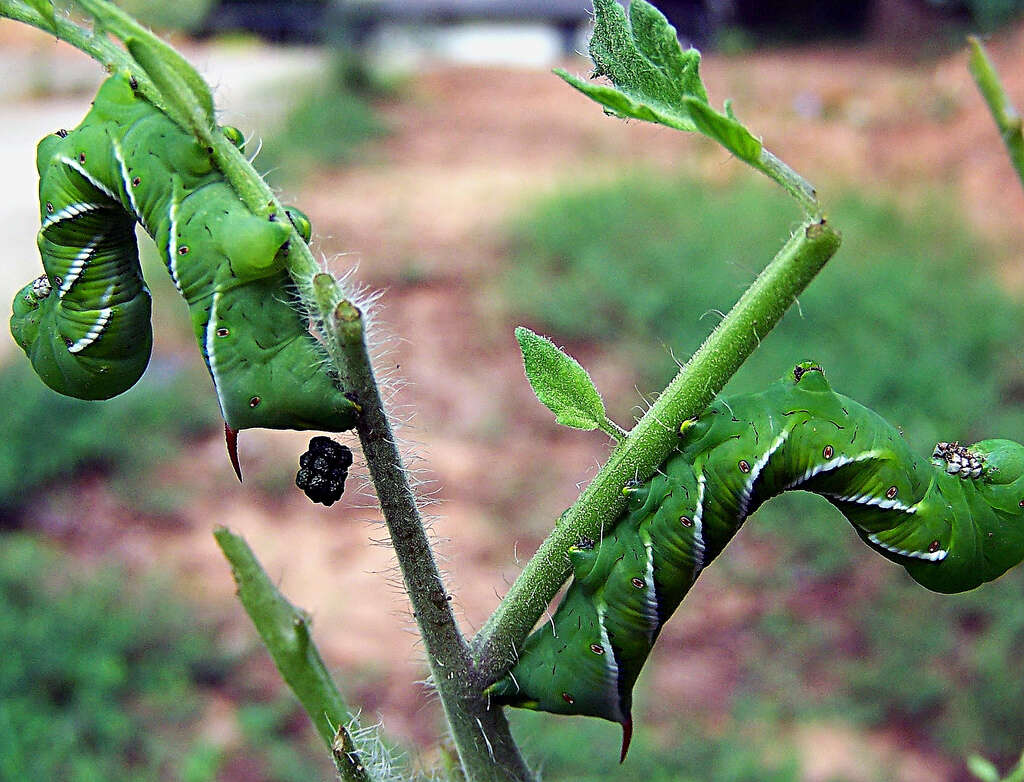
0 45 325 360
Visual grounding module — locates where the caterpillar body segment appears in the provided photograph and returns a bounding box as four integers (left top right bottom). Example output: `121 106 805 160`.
488 362 1024 759
10 74 358 470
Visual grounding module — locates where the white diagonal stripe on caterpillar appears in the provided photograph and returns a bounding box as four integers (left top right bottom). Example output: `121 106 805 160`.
595 603 626 723
692 472 707 577
57 234 103 298
781 449 889 491
203 289 229 421
738 430 789 519
823 491 918 513
66 284 116 354
59 156 118 201
42 201 105 229
166 195 184 294
867 533 947 561
642 539 659 642
112 139 147 230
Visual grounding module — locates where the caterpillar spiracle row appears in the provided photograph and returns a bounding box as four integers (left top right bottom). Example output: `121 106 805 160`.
487 362 1024 759
9 74 357 476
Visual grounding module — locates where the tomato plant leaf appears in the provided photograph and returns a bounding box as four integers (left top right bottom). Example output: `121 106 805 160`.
516 327 606 432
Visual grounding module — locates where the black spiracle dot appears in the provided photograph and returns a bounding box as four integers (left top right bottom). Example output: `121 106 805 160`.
249 396 261 408
631 577 645 589
885 486 898 500
561 692 575 705
216 327 229 337
823 445 834 459
45 202 54 213
928 540 941 553
738 459 751 473
680 515 693 527
78 152 86 163
589 643 605 655
131 176 141 186
178 245 189 255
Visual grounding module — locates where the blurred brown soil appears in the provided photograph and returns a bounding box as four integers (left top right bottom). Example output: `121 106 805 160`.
10 19 1024 777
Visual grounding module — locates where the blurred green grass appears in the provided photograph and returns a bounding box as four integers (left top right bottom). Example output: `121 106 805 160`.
0 357 220 515
258 52 392 187
0 534 333 781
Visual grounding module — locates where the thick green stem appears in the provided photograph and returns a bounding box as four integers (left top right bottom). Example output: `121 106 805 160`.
329 299 534 782
968 36 1024 191
214 527 373 782
474 219 841 680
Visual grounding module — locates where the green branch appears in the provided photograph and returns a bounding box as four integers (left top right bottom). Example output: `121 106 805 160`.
214 527 373 782
968 36 1024 191
325 292 534 782
474 219 841 679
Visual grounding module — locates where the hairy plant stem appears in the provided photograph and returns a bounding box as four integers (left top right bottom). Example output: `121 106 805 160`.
214 528 373 782
968 36 1024 191
329 298 534 782
474 218 841 680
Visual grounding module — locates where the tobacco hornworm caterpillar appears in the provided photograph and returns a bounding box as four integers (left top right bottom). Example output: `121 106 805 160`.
487 362 1024 759
9 74 357 477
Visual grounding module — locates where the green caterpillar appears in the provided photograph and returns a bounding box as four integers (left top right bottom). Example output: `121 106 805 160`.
487 362 1024 759
9 74 357 477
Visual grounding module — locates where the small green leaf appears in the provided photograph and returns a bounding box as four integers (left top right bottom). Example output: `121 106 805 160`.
25 0 56 30
968 755 1002 782
516 326 606 431
555 0 761 163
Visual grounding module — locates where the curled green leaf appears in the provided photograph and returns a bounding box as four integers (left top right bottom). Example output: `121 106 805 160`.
558 0 820 216
556 0 755 153
515 326 607 432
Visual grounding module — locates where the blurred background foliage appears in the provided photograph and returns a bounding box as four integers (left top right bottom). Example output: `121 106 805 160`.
257 49 393 186
0 358 219 518
107 0 215 33
0 535 333 781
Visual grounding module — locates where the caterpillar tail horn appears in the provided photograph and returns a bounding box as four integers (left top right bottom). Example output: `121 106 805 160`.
225 423 242 482
620 718 632 763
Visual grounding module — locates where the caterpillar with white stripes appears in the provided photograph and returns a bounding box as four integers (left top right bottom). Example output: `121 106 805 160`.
487 361 1024 759
9 74 357 477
